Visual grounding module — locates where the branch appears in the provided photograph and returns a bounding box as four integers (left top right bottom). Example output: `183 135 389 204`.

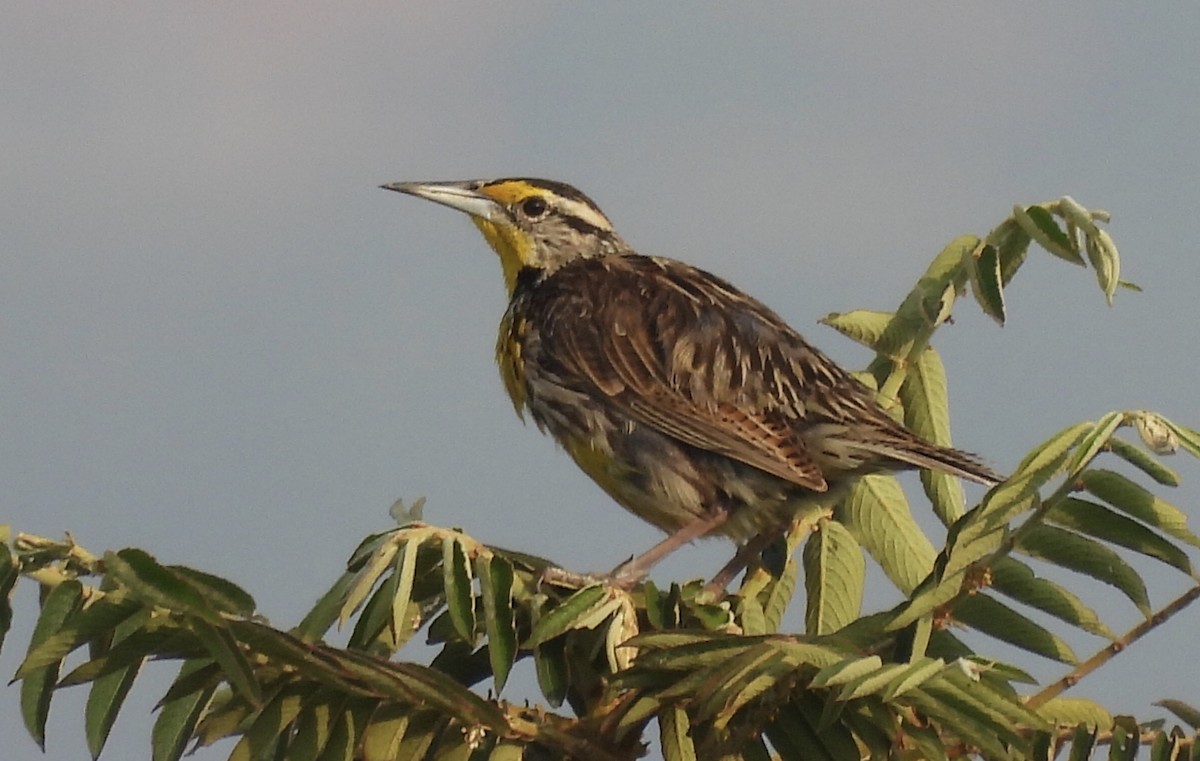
1026 582 1200 710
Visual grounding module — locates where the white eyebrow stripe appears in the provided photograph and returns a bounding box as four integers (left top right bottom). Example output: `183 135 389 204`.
556 196 613 232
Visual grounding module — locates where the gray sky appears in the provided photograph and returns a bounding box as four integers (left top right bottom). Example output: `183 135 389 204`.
4 4 1199 758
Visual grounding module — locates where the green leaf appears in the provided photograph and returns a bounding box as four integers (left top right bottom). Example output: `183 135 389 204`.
1016 525 1150 615
21 580 84 749
352 654 507 729
1081 469 1200 549
1085 228 1120 305
442 538 475 643
633 635 844 676
969 242 1006 325
954 595 1077 663
642 580 668 630
154 660 221 710
533 636 569 708
684 643 784 719
623 629 741 656
314 698 376 761
105 549 221 624
919 677 1040 753
900 346 969 525
838 474 935 595
1016 204 1085 265
809 655 883 688
1148 731 1179 761
989 557 1113 638
17 596 143 677
890 524 1005 632
660 706 697 761
836 663 910 701
390 711 444 761
802 519 864 635
737 595 769 637
940 662 1050 731
882 657 947 700
614 695 663 735
525 584 610 648
766 698 859 761
899 718 950 761
866 235 974 361
1047 497 1193 576
232 621 361 696
759 556 798 634
986 216 1033 285
904 688 1011 760
1164 421 1200 459
295 570 358 643
923 234 982 283
228 682 314 761
349 562 401 651
489 741 526 760
1064 411 1125 476
1155 699 1200 730
359 702 411 761
59 628 200 687
339 536 399 628
818 309 894 350
0 541 18 652
1013 421 1094 481
839 702 897 760
390 539 419 649
731 735 774 761
698 649 804 731
477 554 517 694
195 699 258 752
190 618 263 705
84 613 147 759
151 659 218 761
967 421 1092 536
284 689 347 761
1108 716 1140 761
166 566 256 617
1067 724 1098 761
1106 437 1181 487
1036 697 1114 729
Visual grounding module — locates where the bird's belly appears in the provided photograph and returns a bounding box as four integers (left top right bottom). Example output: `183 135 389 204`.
536 396 815 543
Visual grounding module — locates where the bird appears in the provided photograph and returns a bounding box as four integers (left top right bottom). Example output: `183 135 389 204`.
381 177 1000 586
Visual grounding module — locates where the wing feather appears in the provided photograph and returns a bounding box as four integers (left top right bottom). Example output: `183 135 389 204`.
534 256 864 491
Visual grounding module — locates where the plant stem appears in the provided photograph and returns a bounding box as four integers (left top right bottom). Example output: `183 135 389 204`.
1026 582 1200 709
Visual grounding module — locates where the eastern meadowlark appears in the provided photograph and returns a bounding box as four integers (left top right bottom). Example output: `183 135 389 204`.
382 178 999 585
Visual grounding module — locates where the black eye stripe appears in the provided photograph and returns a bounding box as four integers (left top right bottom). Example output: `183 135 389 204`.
560 214 606 236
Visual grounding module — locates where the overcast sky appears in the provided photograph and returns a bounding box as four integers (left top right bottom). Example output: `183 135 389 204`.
4 4 1199 759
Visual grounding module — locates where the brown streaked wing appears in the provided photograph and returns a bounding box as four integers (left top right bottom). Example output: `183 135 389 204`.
538 256 842 491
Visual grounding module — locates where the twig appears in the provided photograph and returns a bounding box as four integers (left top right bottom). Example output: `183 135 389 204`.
1026 582 1200 709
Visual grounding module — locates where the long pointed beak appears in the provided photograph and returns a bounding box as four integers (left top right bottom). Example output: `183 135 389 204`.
380 180 505 221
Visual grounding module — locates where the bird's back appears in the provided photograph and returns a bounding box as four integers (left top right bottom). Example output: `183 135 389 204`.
503 253 999 505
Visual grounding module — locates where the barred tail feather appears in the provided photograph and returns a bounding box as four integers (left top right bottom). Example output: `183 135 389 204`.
853 437 1002 486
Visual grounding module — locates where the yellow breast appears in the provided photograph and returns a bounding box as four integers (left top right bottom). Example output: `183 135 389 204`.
495 311 528 418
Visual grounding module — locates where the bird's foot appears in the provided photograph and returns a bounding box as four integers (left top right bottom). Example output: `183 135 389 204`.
539 558 647 590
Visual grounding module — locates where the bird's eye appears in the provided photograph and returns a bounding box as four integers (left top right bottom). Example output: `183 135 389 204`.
521 197 548 219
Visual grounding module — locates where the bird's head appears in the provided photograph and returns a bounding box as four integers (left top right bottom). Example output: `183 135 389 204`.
382 178 624 294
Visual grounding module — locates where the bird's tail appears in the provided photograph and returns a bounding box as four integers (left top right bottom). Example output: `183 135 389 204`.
853 433 1002 486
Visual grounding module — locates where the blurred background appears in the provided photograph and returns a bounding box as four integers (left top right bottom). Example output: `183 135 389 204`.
3 3 1198 758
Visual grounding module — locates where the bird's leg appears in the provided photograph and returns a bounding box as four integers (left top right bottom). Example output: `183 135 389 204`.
606 507 731 587
539 508 730 590
704 530 779 595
